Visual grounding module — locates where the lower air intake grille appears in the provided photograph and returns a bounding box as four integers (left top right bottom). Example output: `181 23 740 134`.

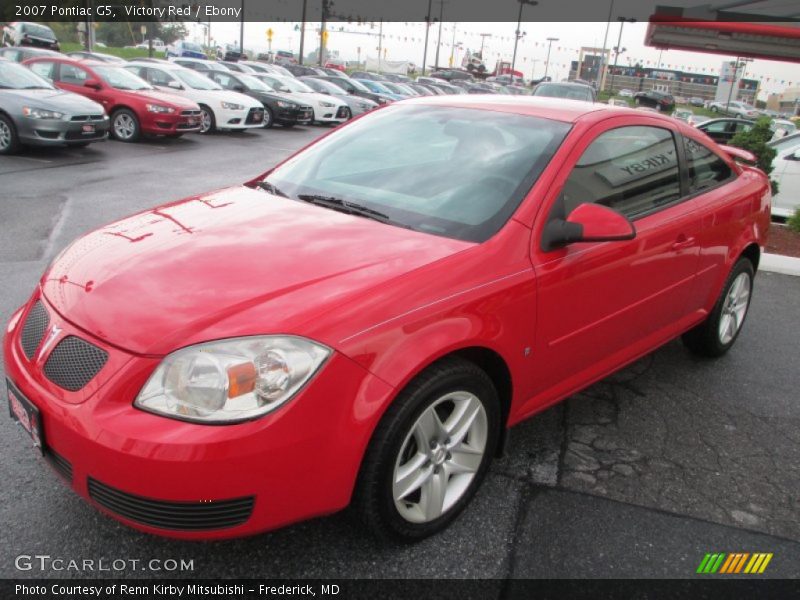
45 449 73 483
20 301 49 360
87 479 255 531
43 336 108 391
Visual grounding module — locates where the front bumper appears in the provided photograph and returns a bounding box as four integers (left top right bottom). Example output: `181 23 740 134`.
3 293 395 539
141 110 202 136
313 105 351 124
219 106 265 130
274 106 313 126
17 115 110 146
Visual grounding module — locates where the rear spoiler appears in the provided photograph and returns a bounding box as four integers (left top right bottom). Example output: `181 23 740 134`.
719 144 757 166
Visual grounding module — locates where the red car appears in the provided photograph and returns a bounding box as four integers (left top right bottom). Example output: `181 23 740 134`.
23 57 202 141
4 97 770 541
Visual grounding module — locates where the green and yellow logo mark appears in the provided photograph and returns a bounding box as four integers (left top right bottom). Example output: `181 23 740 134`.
697 552 773 574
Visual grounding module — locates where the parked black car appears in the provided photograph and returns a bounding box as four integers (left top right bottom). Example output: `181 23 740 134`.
633 89 675 112
0 46 61 63
206 71 313 128
431 68 473 82
2 22 59 51
696 118 755 144
349 71 387 81
312 75 393 105
531 81 596 102
282 64 327 78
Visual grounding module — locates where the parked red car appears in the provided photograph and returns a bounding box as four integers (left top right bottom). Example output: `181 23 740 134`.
4 97 770 541
23 57 202 141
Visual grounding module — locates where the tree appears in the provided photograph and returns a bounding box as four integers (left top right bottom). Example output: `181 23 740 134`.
729 117 778 194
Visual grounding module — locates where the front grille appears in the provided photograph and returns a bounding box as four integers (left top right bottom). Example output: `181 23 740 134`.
70 115 104 122
88 479 255 531
44 449 73 483
20 301 49 360
245 107 264 124
180 109 202 117
176 122 200 130
336 106 351 119
43 336 108 392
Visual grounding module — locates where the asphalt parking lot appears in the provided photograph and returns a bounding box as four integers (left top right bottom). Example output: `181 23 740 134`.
0 126 798 580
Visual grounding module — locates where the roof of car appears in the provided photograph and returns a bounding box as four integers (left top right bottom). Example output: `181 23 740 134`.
399 95 666 123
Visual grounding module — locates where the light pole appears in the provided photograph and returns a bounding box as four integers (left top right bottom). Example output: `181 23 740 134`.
434 0 447 69
239 0 245 55
543 37 558 81
609 17 635 95
511 0 537 79
298 0 307 65
422 0 433 75
479 33 491 59
597 0 615 89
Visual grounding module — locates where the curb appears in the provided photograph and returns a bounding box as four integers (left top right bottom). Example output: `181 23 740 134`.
760 253 800 277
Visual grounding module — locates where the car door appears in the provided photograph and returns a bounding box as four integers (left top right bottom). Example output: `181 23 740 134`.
525 120 703 411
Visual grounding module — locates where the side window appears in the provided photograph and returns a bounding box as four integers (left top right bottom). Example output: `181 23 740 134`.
703 121 729 133
683 137 733 192
735 122 753 134
29 61 55 80
59 64 89 85
146 68 175 87
212 73 233 89
1 49 20 61
560 126 682 219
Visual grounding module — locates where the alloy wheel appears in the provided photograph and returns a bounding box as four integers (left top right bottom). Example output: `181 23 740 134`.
0 120 10 150
200 109 212 133
718 272 750 345
113 113 136 140
392 391 488 524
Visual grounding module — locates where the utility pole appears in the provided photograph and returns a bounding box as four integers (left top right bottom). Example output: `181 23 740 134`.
299 0 307 65
434 0 445 69
479 33 491 58
609 17 634 95
511 0 537 80
239 0 245 55
598 0 614 89
422 0 433 75
319 0 329 67
450 23 459 68
378 19 383 73
543 37 558 81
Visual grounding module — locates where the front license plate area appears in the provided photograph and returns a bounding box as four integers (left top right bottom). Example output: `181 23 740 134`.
7 380 44 453
81 124 96 135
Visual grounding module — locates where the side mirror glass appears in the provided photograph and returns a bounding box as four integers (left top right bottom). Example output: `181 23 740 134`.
167 80 182 90
542 203 636 251
792 149 800 160
233 84 246 93
84 79 102 90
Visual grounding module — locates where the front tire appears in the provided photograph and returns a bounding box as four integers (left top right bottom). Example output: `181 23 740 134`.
199 105 215 134
262 107 274 129
110 109 140 142
353 357 500 542
0 114 21 154
682 257 754 357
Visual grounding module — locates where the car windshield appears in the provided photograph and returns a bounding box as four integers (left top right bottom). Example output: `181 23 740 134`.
262 105 570 243
361 80 392 94
0 61 54 89
238 74 270 92
533 84 592 102
94 66 152 90
175 68 221 90
303 78 338 94
181 42 204 52
276 77 313 93
22 23 55 39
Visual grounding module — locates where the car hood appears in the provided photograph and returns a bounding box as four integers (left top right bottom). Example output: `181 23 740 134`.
0 88 104 113
298 91 345 107
42 186 470 355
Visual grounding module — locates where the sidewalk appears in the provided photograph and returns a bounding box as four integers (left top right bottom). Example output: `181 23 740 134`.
761 253 800 276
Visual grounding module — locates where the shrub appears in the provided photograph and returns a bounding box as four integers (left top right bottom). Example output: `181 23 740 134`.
728 117 778 194
788 207 800 234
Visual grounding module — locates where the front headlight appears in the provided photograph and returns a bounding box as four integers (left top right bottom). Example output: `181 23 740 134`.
146 103 176 114
22 107 64 119
221 101 244 110
275 100 296 109
319 101 335 107
134 336 330 424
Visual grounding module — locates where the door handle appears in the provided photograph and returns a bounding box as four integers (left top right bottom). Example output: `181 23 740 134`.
671 235 696 251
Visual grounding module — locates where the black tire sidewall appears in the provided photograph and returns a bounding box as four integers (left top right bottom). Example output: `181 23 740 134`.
111 109 140 142
0 113 20 154
366 360 500 540
199 105 215 134
263 107 274 128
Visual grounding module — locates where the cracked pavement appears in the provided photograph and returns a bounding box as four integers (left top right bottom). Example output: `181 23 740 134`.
1 127 798 580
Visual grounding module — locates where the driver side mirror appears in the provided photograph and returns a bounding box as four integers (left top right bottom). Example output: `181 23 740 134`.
84 79 102 90
542 203 636 251
167 80 183 90
233 84 246 93
790 149 800 161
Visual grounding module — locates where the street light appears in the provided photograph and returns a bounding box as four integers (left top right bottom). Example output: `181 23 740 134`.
608 17 635 95
422 0 433 75
543 37 558 81
479 33 491 59
511 0 537 79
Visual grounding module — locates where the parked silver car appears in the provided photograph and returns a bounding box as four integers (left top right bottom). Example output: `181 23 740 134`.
299 76 378 116
0 58 109 154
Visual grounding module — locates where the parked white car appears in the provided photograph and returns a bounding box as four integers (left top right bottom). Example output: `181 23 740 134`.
618 89 634 97
257 74 351 124
768 134 800 218
135 39 165 51
126 62 265 133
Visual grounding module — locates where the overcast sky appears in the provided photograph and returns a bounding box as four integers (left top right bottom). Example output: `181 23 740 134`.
194 20 799 99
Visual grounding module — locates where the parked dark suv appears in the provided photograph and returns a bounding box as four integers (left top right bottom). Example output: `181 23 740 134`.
633 90 675 112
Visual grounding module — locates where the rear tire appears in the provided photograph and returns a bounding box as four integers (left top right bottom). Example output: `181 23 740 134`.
0 113 20 155
352 357 500 542
682 257 754 358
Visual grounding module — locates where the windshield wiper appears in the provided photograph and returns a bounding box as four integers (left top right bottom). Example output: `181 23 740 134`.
255 180 289 198
296 194 392 224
